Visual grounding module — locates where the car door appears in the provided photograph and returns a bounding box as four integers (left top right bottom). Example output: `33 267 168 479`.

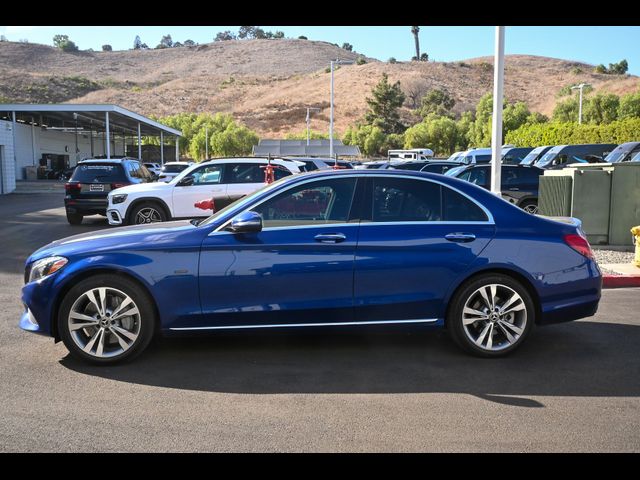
195 176 361 329
172 163 227 218
354 176 495 323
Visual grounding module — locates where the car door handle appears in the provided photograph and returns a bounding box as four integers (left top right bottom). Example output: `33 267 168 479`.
314 233 346 244
445 233 476 243
508 187 520 191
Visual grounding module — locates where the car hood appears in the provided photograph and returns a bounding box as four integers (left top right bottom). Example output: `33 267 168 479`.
111 181 173 195
27 220 202 264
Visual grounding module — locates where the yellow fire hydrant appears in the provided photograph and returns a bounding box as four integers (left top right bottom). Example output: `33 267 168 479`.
632 226 640 268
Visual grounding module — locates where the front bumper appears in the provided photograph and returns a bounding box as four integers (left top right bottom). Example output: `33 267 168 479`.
107 208 124 225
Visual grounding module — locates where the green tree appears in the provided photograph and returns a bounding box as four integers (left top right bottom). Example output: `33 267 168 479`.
388 57 397 64
274 31 285 39
418 89 455 118
404 115 459 156
183 39 196 47
211 124 259 156
364 73 406 134
608 59 628 75
343 124 386 156
619 91 640 119
583 93 620 124
341 43 353 51
53 34 78 52
238 26 257 39
594 64 608 74
503 102 531 133
215 31 236 41
133 35 142 49
553 97 580 123
101 44 112 52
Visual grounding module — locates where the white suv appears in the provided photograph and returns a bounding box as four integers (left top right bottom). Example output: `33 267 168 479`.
106 158 304 226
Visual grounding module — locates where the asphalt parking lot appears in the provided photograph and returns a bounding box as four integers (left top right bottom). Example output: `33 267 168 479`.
1 192 639 452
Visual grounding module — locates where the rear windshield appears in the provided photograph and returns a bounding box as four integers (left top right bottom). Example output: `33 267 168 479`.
71 163 127 183
162 164 190 173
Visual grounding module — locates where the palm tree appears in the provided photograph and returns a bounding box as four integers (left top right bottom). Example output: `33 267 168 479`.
411 26 420 61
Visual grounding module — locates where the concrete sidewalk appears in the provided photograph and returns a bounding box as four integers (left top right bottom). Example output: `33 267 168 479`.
13 180 65 194
601 262 640 288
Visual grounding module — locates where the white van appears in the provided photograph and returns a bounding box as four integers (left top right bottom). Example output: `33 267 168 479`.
388 148 434 162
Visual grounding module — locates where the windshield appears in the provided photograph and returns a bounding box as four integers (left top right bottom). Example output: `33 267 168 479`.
535 150 561 167
162 164 190 173
198 176 292 227
444 165 469 177
631 151 640 162
604 149 632 163
71 163 127 183
520 148 544 165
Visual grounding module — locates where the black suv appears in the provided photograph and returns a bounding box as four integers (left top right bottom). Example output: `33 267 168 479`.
64 158 153 225
446 164 544 213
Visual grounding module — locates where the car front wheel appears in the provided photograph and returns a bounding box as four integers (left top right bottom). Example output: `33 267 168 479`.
58 274 156 365
447 274 534 357
129 203 167 225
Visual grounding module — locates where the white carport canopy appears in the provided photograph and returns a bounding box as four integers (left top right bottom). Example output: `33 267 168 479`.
0 104 181 163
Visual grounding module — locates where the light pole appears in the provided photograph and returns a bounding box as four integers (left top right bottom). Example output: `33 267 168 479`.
571 83 591 124
330 58 354 158
490 26 505 195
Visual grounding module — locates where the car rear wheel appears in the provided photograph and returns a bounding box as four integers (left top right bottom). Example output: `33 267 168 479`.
447 274 534 357
66 212 83 225
520 200 538 214
58 274 156 365
130 203 167 225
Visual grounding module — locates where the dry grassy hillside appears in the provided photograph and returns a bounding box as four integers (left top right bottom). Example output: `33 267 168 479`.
1 39 638 137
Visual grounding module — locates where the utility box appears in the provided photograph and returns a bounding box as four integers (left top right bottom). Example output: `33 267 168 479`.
539 167 613 244
609 162 640 246
25 166 38 181
539 175 572 216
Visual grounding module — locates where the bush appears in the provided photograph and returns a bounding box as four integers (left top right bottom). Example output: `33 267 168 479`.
356 56 367 65
619 91 640 119
298 36 307 40
342 43 353 51
388 57 397 64
505 118 640 146
101 44 112 52
594 64 608 74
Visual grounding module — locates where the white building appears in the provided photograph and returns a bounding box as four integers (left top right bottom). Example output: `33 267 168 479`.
0 104 181 194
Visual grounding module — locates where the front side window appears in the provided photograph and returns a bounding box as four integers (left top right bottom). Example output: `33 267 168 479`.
190 164 223 185
252 178 357 228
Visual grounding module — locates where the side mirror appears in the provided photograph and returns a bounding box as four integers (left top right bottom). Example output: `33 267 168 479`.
177 175 194 187
229 211 262 233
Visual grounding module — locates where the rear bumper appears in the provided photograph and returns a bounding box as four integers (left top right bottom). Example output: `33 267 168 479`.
65 197 107 215
538 274 602 325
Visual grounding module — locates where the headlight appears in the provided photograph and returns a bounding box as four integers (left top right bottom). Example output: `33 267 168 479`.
28 256 68 283
111 194 128 204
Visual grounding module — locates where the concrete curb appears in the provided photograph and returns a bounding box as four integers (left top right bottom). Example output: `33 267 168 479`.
603 275 640 289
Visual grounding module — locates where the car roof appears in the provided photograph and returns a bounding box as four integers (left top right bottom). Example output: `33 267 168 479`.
79 158 132 164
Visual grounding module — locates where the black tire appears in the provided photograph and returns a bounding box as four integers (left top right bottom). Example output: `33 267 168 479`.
519 200 538 214
447 273 535 358
58 274 156 365
128 202 168 225
66 212 83 225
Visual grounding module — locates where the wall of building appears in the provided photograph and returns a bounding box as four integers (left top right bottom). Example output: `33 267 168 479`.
0 120 16 194
13 122 127 180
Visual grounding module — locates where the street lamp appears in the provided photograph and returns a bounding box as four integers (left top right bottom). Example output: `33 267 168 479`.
571 83 591 124
330 58 354 158
305 107 321 146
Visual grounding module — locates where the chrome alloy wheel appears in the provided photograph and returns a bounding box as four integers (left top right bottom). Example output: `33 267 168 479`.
461 284 527 352
135 207 162 224
67 287 141 359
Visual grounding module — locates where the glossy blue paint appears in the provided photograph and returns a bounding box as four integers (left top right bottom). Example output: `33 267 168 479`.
20 170 602 341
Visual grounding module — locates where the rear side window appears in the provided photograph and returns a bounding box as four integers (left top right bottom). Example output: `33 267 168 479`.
71 163 127 183
372 178 442 222
162 164 189 173
442 187 488 222
370 177 488 223
226 163 265 184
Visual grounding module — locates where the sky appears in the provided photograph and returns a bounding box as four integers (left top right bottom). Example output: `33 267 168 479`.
1 26 639 75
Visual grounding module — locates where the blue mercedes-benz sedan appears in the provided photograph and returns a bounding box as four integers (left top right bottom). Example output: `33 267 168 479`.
20 169 601 364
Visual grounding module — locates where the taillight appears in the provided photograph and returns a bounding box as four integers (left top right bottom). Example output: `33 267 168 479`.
564 233 594 259
111 182 128 189
64 182 81 193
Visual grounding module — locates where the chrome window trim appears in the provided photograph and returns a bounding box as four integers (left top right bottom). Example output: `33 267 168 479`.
170 318 439 331
209 173 495 236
